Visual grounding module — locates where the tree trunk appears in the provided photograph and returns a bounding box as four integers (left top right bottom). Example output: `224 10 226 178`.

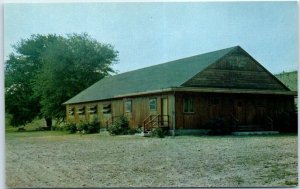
45 117 52 130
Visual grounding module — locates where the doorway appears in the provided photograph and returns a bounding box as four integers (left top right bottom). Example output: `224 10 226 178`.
256 106 266 124
234 100 246 124
161 98 168 126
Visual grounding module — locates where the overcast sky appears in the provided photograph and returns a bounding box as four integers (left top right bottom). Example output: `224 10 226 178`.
4 2 298 74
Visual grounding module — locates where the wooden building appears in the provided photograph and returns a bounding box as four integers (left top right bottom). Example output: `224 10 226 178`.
63 46 297 134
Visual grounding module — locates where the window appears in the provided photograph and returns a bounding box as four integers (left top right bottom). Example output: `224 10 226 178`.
88 105 97 114
125 100 132 113
102 103 111 114
77 106 85 115
68 107 74 116
149 98 157 111
183 98 194 113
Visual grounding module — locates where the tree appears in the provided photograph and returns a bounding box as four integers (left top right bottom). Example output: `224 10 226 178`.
5 33 118 128
5 34 61 127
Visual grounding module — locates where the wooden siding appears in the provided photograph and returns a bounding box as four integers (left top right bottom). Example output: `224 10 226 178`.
175 92 294 129
66 93 174 129
123 94 174 128
183 49 288 91
66 92 294 130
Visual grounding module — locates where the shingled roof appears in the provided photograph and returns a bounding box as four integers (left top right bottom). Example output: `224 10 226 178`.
64 46 291 105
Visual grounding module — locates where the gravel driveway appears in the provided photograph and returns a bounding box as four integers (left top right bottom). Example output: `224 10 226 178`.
6 131 298 187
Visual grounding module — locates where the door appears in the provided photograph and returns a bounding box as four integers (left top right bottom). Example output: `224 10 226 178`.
256 106 266 125
234 100 246 124
209 97 221 119
161 98 168 126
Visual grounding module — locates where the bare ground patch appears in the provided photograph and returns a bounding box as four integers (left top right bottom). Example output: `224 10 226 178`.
6 132 298 187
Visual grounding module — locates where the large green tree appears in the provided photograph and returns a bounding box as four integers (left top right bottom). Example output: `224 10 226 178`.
5 33 118 128
5 34 62 127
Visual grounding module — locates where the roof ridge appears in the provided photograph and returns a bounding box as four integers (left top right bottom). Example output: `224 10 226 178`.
110 45 240 77
180 46 239 86
63 45 241 104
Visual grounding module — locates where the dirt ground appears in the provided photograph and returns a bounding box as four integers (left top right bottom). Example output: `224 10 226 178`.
6 131 298 188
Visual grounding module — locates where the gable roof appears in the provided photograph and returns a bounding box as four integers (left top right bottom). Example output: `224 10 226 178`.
64 46 292 105
182 46 291 91
64 46 236 104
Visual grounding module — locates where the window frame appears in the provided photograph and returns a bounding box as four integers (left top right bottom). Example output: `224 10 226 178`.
102 103 111 114
125 100 132 113
77 106 85 115
89 105 98 114
183 97 194 113
68 107 75 116
149 98 157 111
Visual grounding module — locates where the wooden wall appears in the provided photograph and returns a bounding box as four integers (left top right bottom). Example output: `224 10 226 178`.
66 91 294 130
175 92 295 129
183 48 288 91
66 100 113 127
66 93 175 129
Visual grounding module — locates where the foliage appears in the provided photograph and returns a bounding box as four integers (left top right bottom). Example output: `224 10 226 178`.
128 127 140 135
5 113 13 129
76 121 87 133
17 127 26 132
107 116 131 135
51 124 68 132
86 118 101 134
150 127 167 138
5 33 118 128
5 34 62 127
66 122 77 134
275 71 297 91
65 119 101 134
107 123 122 135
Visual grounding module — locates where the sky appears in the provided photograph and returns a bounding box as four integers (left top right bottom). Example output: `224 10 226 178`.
4 2 299 74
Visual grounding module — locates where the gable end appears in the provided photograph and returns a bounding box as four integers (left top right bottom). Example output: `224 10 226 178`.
182 46 290 91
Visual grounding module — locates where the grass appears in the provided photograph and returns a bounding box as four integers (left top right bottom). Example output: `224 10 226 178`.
275 70 297 91
5 116 66 133
5 129 298 188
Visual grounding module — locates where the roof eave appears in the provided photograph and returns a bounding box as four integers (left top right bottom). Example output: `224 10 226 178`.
113 88 174 98
173 87 297 96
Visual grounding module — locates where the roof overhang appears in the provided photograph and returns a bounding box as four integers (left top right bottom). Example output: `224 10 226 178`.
115 87 297 98
172 87 297 96
114 88 174 98
64 87 297 105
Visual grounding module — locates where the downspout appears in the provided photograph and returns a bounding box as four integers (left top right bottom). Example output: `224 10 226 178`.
172 89 176 136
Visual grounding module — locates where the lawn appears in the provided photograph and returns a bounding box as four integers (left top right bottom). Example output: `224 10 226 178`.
6 131 298 188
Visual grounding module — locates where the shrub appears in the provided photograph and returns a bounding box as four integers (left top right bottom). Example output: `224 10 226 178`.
133 126 144 134
51 124 67 131
86 118 100 134
66 122 77 134
107 116 130 135
127 128 139 135
17 127 26 132
5 113 13 128
51 125 57 131
65 119 101 134
116 116 129 129
151 127 166 138
107 123 122 135
76 121 88 133
51 125 58 131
